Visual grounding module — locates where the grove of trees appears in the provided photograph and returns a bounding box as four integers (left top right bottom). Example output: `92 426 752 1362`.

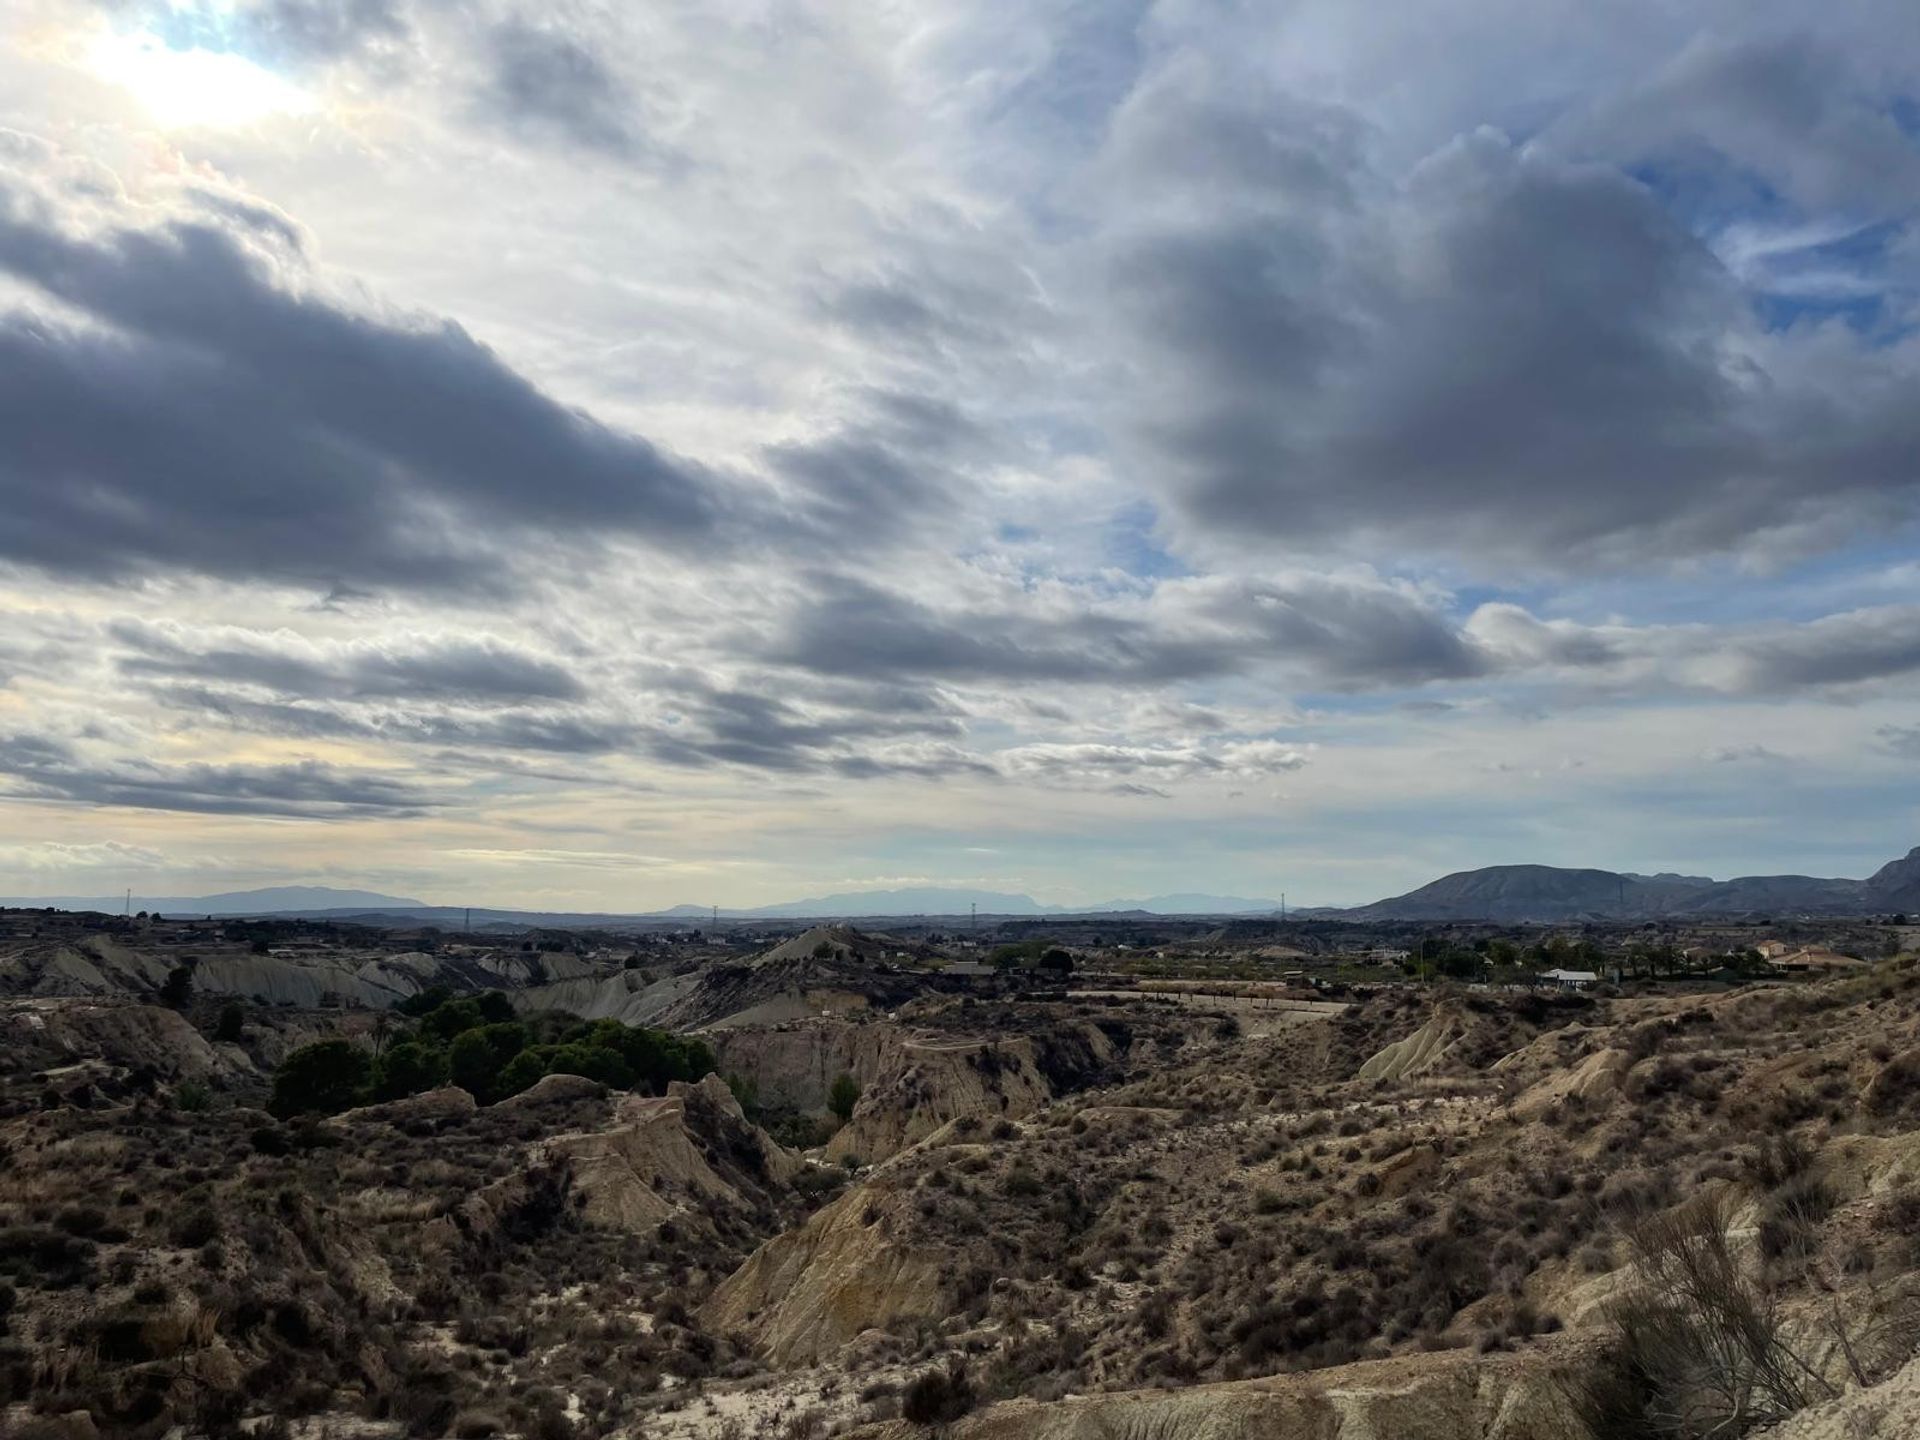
268 989 717 1117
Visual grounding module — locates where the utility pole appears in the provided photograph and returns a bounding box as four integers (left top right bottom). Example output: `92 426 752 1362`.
464 907 471 935
124 888 130 917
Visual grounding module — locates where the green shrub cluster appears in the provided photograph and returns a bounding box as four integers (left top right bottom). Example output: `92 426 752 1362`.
269 990 717 1117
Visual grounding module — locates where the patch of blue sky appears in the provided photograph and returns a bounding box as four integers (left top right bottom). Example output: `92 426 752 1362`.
1101 499 1188 580
148 3 244 58
1289 689 1454 718
1891 96 1920 143
1745 219 1907 335
1626 157 1791 237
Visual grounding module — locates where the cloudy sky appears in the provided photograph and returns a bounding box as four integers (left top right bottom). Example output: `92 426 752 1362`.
2 0 1919 910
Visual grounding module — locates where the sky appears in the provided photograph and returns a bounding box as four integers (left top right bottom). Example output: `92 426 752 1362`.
2 1 1920 910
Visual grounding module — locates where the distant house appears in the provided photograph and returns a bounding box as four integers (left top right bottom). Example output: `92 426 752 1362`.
1769 947 1868 974
1541 968 1598 990
1755 940 1794 960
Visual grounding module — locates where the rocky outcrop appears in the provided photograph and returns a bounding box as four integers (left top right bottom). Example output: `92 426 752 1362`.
1769 1350 1920 1440
496 1073 606 1109
514 967 698 1026
1356 1008 1470 1083
0 998 242 1084
850 1346 1581 1439
539 1074 799 1233
336 1085 478 1126
702 1181 946 1364
0 932 561 1009
1508 1046 1630 1121
712 1019 908 1114
825 1025 1116 1163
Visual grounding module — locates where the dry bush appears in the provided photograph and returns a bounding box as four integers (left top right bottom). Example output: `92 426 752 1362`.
901 1358 975 1424
1570 1198 1831 1439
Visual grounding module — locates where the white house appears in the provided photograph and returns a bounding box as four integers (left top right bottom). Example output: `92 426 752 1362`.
1541 968 1598 990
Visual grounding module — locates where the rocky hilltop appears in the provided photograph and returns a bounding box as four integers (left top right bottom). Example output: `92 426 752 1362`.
1340 845 1920 920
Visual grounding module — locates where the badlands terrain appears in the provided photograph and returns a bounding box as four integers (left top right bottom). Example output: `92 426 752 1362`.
4 906 1920 1438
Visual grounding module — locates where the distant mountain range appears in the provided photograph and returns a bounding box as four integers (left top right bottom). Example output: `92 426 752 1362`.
700 887 1283 918
0 885 427 916
1329 847 1920 922
0 883 1280 923
15 853 1913 928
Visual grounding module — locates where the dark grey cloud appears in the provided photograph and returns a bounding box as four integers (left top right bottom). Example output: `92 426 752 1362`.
110 622 587 704
1554 31 1920 214
765 389 991 542
1100 66 1920 573
0 733 434 818
145 684 638 756
764 573 1481 690
1720 607 1920 692
0 162 750 592
131 652 975 779
477 21 649 159
828 753 997 781
1879 725 1920 759
643 680 967 774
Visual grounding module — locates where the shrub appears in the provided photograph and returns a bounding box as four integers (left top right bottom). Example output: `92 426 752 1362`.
213 1003 245 1043
159 963 194 1009
169 1205 221 1249
1569 1199 1829 1439
1004 1168 1043 1198
901 1360 975 1425
270 1039 372 1118
829 1073 861 1122
1757 1175 1837 1262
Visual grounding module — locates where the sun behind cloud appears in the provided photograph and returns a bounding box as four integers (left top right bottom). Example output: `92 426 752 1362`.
87 28 315 130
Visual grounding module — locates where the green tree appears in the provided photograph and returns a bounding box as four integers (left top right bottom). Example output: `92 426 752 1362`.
477 991 518 1025
829 1072 861 1122
421 997 485 1042
495 1048 552 1099
159 963 194 1009
370 1040 449 1101
448 1022 528 1102
396 985 453 1018
270 1040 371 1118
213 1003 245 1043
544 1043 634 1089
990 940 1047 969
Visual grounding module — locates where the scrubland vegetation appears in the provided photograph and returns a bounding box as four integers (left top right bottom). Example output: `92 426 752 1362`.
7 912 1920 1438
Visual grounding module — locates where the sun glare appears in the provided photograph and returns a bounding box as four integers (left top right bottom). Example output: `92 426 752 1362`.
88 31 315 130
